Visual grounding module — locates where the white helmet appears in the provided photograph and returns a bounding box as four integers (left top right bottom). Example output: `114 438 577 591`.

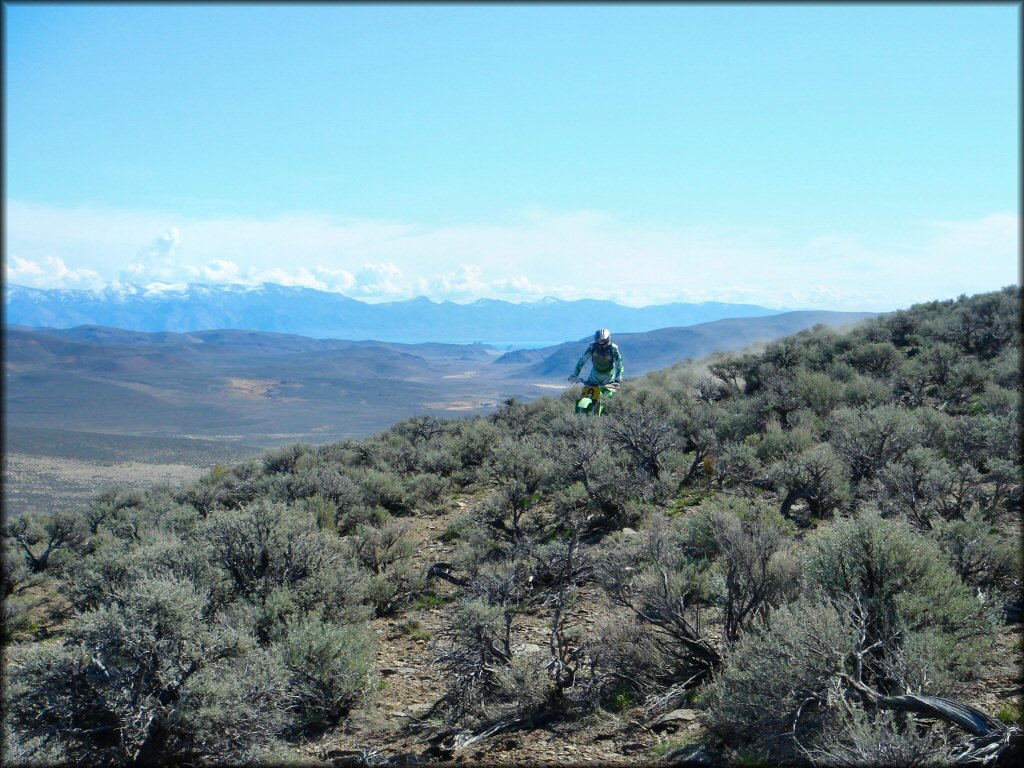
594 328 611 346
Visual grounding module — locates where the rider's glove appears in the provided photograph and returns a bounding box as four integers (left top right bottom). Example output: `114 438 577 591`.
568 374 579 383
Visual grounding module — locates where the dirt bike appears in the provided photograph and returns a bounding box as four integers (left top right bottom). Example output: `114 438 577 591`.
571 378 619 416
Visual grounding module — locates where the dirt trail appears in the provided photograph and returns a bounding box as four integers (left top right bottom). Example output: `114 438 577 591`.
302 497 674 766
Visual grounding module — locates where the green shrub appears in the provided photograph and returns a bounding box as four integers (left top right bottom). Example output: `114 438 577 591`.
605 687 637 713
805 510 996 691
439 510 474 542
933 509 1022 596
703 501 801 643
347 521 414 574
704 598 853 761
435 598 515 719
406 471 451 509
5 574 247 764
297 494 339 532
371 565 427 617
997 702 1023 726
354 468 415 514
705 508 999 763
201 500 370 627
443 418 501 485
806 707 953 767
827 405 926 483
590 615 677 700
768 442 852 521
595 514 721 693
167 648 292 761
275 614 376 728
290 461 361 510
714 441 764 493
262 442 315 475
5 510 85 574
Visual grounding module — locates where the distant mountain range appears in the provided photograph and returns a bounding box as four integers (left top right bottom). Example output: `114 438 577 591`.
4 282 790 345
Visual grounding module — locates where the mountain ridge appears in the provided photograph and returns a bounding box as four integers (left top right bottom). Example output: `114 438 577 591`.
4 281 790 345
499 310 878 377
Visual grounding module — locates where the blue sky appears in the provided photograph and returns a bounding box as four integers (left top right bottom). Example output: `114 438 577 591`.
4 2 1019 310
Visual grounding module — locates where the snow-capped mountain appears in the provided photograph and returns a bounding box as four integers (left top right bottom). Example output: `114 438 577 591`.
4 282 787 345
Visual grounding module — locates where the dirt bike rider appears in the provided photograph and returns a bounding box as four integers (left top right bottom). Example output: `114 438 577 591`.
568 328 624 396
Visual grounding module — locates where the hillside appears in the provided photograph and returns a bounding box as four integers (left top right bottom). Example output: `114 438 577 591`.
2 286 1021 767
2 326 512 441
5 282 786 345
4 310 874 448
498 309 876 377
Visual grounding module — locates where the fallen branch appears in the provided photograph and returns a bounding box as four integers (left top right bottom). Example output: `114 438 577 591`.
842 675 1022 766
427 562 469 588
424 716 530 759
953 726 1024 767
843 675 1001 737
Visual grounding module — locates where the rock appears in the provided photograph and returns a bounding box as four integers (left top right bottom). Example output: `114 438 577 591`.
662 743 714 764
651 708 698 732
513 642 545 655
383 752 425 765
621 527 638 537
621 741 648 754
327 748 378 767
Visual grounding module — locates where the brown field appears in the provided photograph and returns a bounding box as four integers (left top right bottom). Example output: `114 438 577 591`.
2 426 263 518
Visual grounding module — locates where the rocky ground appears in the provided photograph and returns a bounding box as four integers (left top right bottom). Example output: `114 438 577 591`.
298 496 693 766
291 495 1022 767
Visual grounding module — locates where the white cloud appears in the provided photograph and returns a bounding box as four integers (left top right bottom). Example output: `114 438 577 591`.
928 213 1018 253
918 213 1020 291
246 265 326 290
4 200 1018 310
350 263 406 299
200 259 242 282
423 264 488 299
492 273 548 299
313 265 357 293
5 255 44 281
122 226 184 283
5 254 105 290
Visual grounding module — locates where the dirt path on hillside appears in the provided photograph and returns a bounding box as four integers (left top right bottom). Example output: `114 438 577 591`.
300 497 673 766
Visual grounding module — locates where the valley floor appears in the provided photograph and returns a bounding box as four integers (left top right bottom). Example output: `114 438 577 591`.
2 426 262 517
3 452 212 518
